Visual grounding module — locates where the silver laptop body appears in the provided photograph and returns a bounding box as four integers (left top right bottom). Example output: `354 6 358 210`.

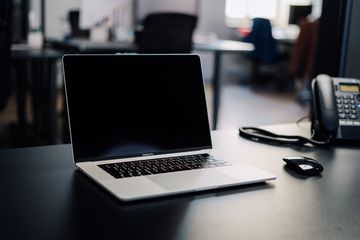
62 54 275 201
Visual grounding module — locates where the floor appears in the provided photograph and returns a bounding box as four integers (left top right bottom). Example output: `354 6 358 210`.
0 82 309 149
213 83 309 129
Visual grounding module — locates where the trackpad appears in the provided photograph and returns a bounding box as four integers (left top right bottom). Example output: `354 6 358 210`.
147 169 236 191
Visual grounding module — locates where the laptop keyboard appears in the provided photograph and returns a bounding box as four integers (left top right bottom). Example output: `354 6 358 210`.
98 154 231 179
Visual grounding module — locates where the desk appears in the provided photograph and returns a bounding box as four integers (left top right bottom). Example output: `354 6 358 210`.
236 25 299 45
11 45 63 144
48 38 254 129
194 40 254 129
48 38 138 53
272 25 300 45
1 123 359 240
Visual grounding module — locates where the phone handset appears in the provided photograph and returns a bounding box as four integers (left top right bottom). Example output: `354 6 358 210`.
311 74 339 141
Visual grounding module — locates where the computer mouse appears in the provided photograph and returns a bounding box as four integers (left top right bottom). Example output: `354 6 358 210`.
283 156 323 176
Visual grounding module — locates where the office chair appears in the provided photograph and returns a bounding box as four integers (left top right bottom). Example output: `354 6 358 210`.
135 12 197 53
0 0 13 111
68 10 90 39
243 18 288 90
243 18 277 64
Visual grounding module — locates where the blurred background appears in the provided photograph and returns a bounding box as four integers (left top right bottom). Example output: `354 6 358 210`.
1 0 359 148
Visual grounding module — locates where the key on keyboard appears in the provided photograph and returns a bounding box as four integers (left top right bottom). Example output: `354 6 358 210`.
98 154 230 179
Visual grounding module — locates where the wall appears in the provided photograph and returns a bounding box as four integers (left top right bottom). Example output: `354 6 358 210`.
42 0 232 40
195 0 234 81
44 0 80 39
197 0 232 38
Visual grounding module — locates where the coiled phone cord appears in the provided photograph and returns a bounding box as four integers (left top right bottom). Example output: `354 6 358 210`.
238 127 331 147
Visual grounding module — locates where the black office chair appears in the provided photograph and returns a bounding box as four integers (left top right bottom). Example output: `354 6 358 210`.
135 12 197 53
68 10 90 39
243 18 289 90
0 0 13 111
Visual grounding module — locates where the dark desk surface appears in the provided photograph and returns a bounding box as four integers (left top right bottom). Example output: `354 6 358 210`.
1 123 359 240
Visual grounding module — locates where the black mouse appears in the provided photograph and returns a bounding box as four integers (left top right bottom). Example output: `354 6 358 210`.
283 156 323 176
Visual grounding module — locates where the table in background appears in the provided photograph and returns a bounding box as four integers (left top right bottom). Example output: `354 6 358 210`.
11 44 63 144
193 40 254 128
48 38 138 54
47 38 254 129
236 24 299 45
1 123 360 240
272 25 300 45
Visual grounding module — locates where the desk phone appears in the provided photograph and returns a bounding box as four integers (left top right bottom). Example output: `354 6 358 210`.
312 75 360 145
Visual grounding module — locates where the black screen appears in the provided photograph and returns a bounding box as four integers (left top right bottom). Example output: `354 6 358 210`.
63 54 212 162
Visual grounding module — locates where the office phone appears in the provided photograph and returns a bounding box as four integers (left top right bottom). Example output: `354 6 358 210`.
239 75 360 146
312 74 360 145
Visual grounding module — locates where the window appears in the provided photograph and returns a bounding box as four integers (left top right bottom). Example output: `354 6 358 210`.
225 0 278 20
225 0 312 27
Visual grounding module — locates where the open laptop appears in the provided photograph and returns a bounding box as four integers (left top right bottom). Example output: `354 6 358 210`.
62 54 275 201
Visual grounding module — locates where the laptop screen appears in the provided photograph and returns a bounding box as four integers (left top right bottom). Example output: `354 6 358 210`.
63 54 212 162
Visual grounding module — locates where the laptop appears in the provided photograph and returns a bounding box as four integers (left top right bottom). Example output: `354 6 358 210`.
62 54 275 201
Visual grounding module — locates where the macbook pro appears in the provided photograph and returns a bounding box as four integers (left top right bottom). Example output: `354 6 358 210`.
62 54 275 201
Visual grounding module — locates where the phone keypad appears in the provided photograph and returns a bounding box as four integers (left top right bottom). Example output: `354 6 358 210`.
336 95 360 126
